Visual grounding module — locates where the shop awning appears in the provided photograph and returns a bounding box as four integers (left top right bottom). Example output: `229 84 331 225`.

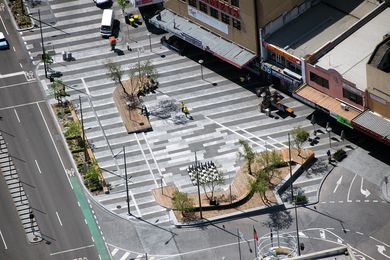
150 9 256 68
352 110 390 139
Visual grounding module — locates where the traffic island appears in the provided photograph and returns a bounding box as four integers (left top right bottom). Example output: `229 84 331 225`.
112 78 152 134
152 147 314 225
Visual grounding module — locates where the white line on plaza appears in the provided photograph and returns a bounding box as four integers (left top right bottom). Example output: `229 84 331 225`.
50 244 95 256
56 211 63 226
0 229 7 250
12 46 16 52
0 15 8 35
267 136 288 148
35 160 42 174
347 173 357 202
205 116 264 148
236 127 268 149
134 133 158 187
14 108 20 123
142 132 164 179
37 103 72 190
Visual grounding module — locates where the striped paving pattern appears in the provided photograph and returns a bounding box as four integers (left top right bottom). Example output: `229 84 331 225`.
21 0 350 226
0 133 42 242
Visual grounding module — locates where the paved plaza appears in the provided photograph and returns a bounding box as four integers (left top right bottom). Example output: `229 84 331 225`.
20 0 352 226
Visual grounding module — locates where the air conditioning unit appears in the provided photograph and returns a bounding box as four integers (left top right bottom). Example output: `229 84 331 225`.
340 103 349 111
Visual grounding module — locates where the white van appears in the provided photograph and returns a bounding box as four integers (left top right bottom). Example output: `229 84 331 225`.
100 9 114 37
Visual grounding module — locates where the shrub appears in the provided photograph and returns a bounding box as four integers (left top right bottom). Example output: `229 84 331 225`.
84 165 102 192
333 149 347 162
172 190 194 217
65 121 81 139
294 194 307 205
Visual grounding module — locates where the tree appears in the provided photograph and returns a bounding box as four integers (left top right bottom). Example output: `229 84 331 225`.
42 50 54 68
291 126 309 156
50 78 68 104
238 140 255 175
172 190 194 217
200 170 224 203
105 61 126 94
264 211 293 231
138 59 158 91
117 0 128 14
249 172 269 205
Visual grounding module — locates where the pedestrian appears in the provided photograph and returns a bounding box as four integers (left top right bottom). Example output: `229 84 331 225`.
183 106 190 118
180 102 185 112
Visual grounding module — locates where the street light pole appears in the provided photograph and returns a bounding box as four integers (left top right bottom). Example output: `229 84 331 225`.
198 59 204 80
288 133 301 256
123 146 131 215
147 33 152 52
38 9 47 79
195 152 202 219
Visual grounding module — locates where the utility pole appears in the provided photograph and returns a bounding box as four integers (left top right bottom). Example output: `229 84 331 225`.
288 133 301 256
38 9 47 79
237 229 242 260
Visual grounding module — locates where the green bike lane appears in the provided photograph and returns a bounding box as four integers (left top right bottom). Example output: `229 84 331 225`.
69 175 111 260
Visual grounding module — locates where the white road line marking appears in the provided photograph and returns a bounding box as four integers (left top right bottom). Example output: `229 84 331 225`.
120 252 130 260
329 201 335 203
356 200 361 202
35 160 42 174
0 81 32 89
84 219 87 224
0 15 8 35
0 100 45 111
333 175 343 193
14 108 20 123
373 200 378 203
356 232 364 235
111 248 119 256
37 103 73 189
370 236 390 248
78 201 80 207
347 173 357 202
56 211 63 226
360 177 371 198
12 46 16 52
0 229 7 250
364 200 370 202
319 229 326 239
19 63 23 69
338 201 343 203
321 201 327 204
50 245 95 256
91 236 94 242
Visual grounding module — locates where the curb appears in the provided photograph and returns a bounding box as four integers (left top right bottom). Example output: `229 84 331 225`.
4 0 36 32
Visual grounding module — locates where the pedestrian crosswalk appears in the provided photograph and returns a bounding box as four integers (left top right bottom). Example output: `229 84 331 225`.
21 0 351 226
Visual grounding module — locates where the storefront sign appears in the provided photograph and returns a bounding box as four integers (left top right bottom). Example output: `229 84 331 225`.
264 43 301 64
336 115 353 128
188 5 228 34
199 0 239 18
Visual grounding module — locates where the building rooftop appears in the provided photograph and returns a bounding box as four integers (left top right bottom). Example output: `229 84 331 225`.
316 7 390 91
266 0 378 58
368 35 390 72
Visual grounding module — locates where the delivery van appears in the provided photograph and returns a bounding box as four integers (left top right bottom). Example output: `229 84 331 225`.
100 9 114 37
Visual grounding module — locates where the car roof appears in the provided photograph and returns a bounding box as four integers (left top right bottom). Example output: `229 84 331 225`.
0 32 5 39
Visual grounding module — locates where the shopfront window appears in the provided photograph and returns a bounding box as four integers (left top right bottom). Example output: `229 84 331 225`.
199 2 208 13
310 72 329 89
343 88 363 105
233 19 241 30
221 13 230 24
210 7 218 19
189 0 197 7
231 0 239 8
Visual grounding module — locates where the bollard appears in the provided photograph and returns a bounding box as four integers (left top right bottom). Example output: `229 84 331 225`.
67 52 72 61
62 51 67 61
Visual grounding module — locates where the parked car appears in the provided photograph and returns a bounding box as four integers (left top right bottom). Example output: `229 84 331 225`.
0 32 9 50
93 0 112 8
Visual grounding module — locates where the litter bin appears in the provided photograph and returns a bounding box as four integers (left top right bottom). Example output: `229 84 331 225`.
62 51 67 61
67 52 72 61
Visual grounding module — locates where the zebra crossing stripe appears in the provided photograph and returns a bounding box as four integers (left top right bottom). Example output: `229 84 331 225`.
119 252 130 260
111 248 119 256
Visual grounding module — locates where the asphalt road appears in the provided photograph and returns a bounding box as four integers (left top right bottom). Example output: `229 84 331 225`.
0 4 103 260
